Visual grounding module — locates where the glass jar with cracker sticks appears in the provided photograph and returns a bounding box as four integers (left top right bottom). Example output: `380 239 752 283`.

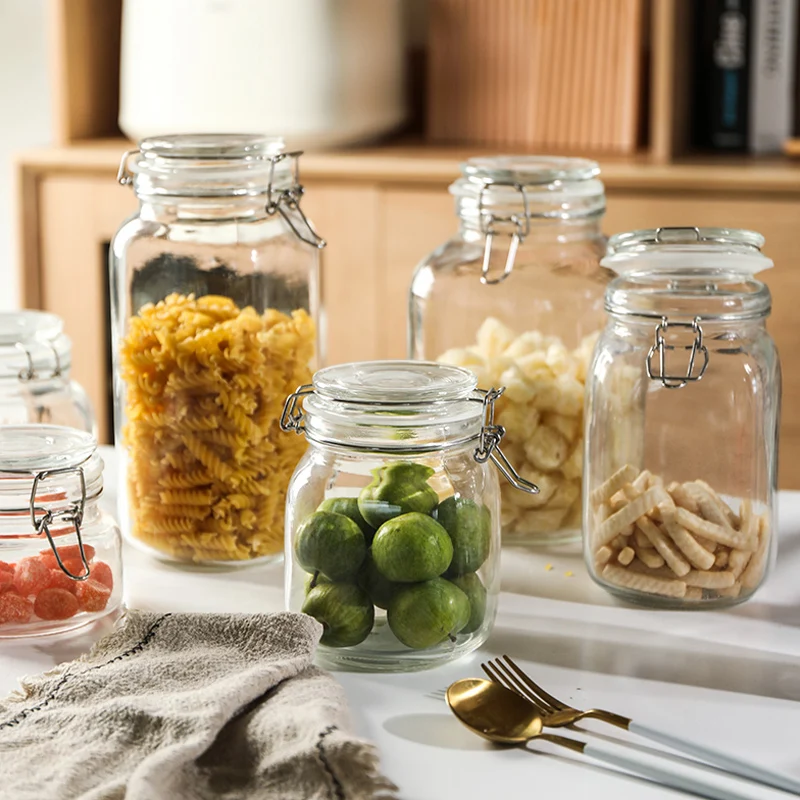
111 134 324 565
280 360 537 670
409 156 610 546
584 227 780 608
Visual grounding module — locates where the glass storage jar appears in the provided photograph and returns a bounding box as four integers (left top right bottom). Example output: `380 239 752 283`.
409 156 610 546
111 134 324 566
0 311 95 435
584 227 780 608
0 426 123 636
280 360 537 671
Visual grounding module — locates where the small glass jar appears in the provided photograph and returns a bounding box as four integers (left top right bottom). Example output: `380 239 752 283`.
110 134 324 565
0 311 95 435
280 360 536 671
0 426 123 637
584 227 780 608
409 156 610 546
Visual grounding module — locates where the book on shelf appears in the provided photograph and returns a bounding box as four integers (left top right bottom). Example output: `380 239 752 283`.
749 0 798 153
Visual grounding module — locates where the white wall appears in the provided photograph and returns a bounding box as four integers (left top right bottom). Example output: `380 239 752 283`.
0 0 51 311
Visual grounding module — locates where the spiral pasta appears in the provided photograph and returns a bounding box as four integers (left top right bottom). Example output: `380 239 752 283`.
120 293 314 562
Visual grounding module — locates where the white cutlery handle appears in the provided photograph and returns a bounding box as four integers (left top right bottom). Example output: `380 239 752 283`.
583 740 760 800
629 720 800 796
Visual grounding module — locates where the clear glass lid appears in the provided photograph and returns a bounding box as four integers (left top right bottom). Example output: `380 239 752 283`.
122 133 294 197
602 229 772 321
0 310 71 380
451 155 605 220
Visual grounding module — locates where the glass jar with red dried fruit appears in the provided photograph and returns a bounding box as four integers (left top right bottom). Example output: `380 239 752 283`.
0 426 122 636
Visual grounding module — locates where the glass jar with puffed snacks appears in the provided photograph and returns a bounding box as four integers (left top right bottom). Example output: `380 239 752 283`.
0 426 123 636
584 227 780 608
409 156 610 546
111 134 324 565
280 360 537 671
0 311 95 436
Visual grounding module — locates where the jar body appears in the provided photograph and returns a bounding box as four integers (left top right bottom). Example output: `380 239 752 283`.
285 441 501 671
111 150 321 565
411 224 609 545
584 316 779 607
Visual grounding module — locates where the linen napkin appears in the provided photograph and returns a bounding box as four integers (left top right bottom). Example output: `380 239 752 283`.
0 610 399 800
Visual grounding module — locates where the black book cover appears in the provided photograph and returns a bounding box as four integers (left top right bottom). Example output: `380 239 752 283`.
693 0 751 150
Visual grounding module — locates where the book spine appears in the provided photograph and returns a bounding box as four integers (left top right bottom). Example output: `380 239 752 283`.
695 0 752 151
750 0 798 152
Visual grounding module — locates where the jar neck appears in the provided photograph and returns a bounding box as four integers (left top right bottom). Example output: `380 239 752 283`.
608 312 768 336
138 195 272 223
458 214 605 243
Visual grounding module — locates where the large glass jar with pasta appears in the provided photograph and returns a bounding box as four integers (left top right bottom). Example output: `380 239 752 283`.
0 311 95 436
110 134 324 565
584 227 779 608
280 360 537 670
409 156 610 546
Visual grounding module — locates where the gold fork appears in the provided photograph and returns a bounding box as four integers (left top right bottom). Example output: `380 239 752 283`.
482 655 800 797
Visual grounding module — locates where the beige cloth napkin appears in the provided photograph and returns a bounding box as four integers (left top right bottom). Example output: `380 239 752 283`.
0 610 399 800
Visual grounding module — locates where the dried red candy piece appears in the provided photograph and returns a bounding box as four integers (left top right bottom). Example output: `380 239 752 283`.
40 555 86 577
0 592 34 625
0 561 15 573
39 544 95 570
89 562 114 590
48 569 77 592
34 588 79 621
13 557 51 596
0 572 13 593
74 579 111 613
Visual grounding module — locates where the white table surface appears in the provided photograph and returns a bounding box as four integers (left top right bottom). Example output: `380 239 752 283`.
2 447 799 800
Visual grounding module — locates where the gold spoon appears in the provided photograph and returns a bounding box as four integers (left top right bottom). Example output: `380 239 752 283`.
446 680 759 800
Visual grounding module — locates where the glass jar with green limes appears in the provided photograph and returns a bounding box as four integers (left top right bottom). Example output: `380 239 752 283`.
281 361 537 671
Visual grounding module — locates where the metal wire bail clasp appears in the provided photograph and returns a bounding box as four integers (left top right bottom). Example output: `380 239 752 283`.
478 182 530 285
116 149 139 186
280 384 315 433
473 388 538 494
266 152 327 249
30 466 90 581
646 316 709 389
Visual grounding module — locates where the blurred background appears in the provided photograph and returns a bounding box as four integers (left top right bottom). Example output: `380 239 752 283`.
1 0 800 465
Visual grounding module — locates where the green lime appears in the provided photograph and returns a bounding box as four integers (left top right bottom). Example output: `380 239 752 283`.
387 578 470 649
437 496 492 576
317 497 376 543
448 572 487 634
357 549 401 610
358 462 438 529
294 511 366 581
372 512 453 582
302 583 374 648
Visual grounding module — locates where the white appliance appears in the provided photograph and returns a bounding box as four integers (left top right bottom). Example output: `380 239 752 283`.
119 0 406 149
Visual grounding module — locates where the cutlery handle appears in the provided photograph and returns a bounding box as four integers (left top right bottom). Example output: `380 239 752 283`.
582 740 762 800
629 721 800 796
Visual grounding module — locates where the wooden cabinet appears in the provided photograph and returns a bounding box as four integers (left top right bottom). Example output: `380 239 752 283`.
16 142 800 489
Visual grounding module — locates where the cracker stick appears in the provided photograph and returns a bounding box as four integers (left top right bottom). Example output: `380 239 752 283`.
596 487 671 547
661 514 715 570
717 583 742 598
632 470 651 493
602 563 687 598
628 561 680 580
693 479 740 528
738 498 757 543
634 546 665 569
622 483 642 503
609 491 628 512
729 548 752 579
590 464 638 506
610 534 629 550
594 545 613 566
636 516 691 577
685 587 703 601
618 546 635 566
694 535 718 554
741 516 770 589
634 528 654 550
714 549 729 569
667 482 700 514
647 473 664 488
674 507 757 551
684 570 736 589
684 481 736 535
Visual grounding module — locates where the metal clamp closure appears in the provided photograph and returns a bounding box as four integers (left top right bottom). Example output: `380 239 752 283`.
478 182 530 285
646 316 709 389
265 152 327 249
14 341 63 383
117 149 138 186
29 466 91 581
280 384 314 433
473 388 539 494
